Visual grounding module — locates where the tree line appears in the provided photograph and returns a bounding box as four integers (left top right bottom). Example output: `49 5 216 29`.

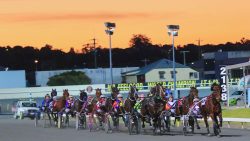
0 35 250 72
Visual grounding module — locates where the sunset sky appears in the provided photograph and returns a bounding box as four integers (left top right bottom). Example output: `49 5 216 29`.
1 0 250 51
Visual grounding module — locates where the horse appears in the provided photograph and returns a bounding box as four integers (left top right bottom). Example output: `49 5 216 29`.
124 85 137 114
50 89 69 124
72 90 88 129
109 86 125 130
74 90 88 113
141 84 166 134
174 87 199 133
50 89 57 98
124 85 138 131
201 83 222 136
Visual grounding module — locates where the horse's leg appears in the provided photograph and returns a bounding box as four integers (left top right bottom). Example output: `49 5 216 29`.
142 116 146 128
189 116 195 133
194 116 200 129
204 115 210 136
218 112 223 127
213 113 221 136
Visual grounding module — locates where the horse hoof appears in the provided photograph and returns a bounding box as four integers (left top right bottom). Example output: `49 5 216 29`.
207 133 212 137
197 126 201 130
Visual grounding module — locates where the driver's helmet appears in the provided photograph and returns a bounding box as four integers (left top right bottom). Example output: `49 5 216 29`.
117 94 123 98
139 94 145 98
193 98 199 102
45 94 50 99
100 95 106 98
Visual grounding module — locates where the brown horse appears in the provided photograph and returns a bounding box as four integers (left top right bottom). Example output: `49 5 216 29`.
201 83 222 136
174 87 198 133
50 89 69 124
141 84 166 134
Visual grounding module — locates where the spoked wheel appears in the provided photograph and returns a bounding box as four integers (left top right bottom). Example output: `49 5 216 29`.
164 111 172 132
80 113 87 129
58 114 62 129
76 113 87 130
75 113 80 130
88 114 95 132
43 112 51 128
65 114 70 128
127 114 133 135
135 115 142 134
113 116 119 131
104 114 112 133
182 115 189 136
34 112 39 127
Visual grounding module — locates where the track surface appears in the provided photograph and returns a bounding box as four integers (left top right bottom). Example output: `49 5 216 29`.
0 115 250 141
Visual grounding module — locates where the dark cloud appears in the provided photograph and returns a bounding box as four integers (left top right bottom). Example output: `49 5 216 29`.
0 12 151 22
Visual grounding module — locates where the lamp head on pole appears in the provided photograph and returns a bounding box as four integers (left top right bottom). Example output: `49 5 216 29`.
105 22 116 35
167 25 180 36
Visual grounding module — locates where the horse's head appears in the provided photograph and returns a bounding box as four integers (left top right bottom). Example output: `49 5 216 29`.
63 89 69 99
149 86 156 97
155 84 165 98
80 90 87 101
95 88 102 99
51 89 57 98
111 86 119 99
190 87 198 98
211 83 221 102
128 85 137 98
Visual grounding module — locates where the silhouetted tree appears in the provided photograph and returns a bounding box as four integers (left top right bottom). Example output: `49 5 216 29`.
47 71 91 86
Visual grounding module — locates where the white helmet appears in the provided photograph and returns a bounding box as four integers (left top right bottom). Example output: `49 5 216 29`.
117 94 123 98
100 95 106 98
139 94 145 98
193 98 199 102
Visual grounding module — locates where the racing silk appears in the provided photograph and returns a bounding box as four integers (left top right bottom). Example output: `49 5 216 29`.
65 100 74 108
113 99 123 110
201 97 208 106
165 100 176 113
96 99 105 109
191 102 200 116
41 99 50 107
134 100 142 110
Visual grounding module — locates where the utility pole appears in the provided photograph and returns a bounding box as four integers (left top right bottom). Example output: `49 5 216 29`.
92 38 97 68
180 51 189 65
141 58 150 66
196 38 203 59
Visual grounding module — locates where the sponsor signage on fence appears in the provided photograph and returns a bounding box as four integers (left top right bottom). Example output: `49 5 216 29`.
105 78 239 92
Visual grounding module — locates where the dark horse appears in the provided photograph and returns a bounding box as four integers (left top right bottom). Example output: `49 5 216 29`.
74 90 88 113
124 85 138 130
73 90 88 129
110 86 125 130
141 84 166 134
201 83 222 136
124 85 137 114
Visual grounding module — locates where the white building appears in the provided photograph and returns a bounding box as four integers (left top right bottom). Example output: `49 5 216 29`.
122 59 199 83
0 70 26 88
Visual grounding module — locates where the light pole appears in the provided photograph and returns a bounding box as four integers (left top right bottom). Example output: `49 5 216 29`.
104 22 116 84
180 51 189 65
34 59 38 71
167 25 180 99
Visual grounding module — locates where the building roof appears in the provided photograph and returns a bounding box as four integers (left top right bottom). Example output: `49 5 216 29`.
122 59 189 76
